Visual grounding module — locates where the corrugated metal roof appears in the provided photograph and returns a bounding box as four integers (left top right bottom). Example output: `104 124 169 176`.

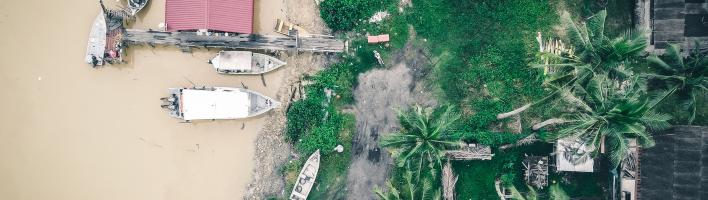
166 0 253 34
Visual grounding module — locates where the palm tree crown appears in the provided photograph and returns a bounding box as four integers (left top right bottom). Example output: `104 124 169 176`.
646 43 708 124
381 105 461 171
549 75 671 168
541 10 648 90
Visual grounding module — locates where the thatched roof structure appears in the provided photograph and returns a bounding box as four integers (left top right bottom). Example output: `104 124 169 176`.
445 142 493 160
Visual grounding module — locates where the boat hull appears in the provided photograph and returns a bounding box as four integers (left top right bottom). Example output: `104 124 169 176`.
289 150 320 200
211 51 286 75
85 10 107 66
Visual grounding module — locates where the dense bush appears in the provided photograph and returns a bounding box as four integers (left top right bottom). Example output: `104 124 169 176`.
319 0 389 31
296 113 342 156
285 96 325 142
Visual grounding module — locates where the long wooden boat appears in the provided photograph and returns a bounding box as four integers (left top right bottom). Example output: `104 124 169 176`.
128 0 149 16
209 51 286 75
289 150 320 200
161 87 279 121
85 9 107 67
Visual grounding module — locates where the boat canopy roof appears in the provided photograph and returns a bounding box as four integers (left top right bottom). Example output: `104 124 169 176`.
181 89 250 120
213 51 252 70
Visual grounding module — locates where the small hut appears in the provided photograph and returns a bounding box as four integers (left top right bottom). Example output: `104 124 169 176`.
523 155 549 189
555 138 594 173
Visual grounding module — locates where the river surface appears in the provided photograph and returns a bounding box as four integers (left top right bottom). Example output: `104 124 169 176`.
0 0 285 199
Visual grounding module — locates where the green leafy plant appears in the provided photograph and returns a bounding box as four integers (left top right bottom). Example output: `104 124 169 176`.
541 10 648 90
374 171 441 200
285 97 325 142
646 43 708 124
544 75 672 168
319 0 389 31
296 115 342 156
381 105 461 175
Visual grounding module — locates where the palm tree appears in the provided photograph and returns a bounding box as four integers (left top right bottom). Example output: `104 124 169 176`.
380 105 461 177
499 10 648 119
541 10 647 90
543 75 671 168
645 43 708 124
374 171 442 200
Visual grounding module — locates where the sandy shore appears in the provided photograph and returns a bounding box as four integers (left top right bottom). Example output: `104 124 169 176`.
0 0 308 199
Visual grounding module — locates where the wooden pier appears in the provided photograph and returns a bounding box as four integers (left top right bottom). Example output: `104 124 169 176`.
123 29 346 53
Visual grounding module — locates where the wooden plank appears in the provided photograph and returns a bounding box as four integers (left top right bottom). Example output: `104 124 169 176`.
684 3 708 14
653 19 685 31
653 31 686 41
654 8 685 19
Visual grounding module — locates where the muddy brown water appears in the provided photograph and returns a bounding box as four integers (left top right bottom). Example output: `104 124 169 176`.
0 0 287 199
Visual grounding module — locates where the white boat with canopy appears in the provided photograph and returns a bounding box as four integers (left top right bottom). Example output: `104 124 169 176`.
209 51 286 75
161 87 279 121
289 150 320 200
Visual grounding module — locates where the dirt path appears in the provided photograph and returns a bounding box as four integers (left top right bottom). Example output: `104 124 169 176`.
346 36 436 199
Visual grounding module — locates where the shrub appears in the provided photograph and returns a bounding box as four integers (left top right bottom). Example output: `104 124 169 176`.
319 0 388 31
297 113 342 156
285 97 325 142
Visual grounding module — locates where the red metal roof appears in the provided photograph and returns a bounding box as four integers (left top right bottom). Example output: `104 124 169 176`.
367 34 390 43
166 0 253 34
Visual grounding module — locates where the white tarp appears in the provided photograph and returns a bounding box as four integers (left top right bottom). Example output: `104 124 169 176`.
181 89 250 120
556 138 594 172
212 51 252 71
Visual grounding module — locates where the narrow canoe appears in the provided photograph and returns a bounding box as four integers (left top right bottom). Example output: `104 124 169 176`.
290 150 320 200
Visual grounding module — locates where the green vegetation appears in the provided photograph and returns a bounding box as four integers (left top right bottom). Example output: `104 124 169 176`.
374 171 441 200
646 43 708 124
283 54 379 198
546 75 672 168
307 0 706 199
544 10 647 91
319 0 393 32
406 0 559 134
381 105 461 170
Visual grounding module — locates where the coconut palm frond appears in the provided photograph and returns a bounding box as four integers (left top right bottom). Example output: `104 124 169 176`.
640 111 672 131
585 10 606 42
605 132 630 168
381 105 462 171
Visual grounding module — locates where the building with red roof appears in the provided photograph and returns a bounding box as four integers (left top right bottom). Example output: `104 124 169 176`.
165 0 253 34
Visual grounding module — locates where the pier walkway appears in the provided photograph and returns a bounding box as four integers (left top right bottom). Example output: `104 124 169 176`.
123 29 346 53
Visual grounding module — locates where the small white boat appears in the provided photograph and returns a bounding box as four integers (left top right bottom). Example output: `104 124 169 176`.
128 0 149 16
209 51 286 75
289 150 320 200
162 87 280 121
85 9 107 67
